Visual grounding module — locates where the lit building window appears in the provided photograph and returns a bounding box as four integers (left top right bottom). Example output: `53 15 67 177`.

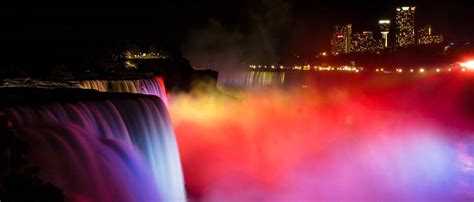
418 25 444 45
396 6 416 47
331 24 352 55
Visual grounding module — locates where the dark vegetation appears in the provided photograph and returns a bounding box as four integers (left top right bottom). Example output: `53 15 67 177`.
0 40 217 92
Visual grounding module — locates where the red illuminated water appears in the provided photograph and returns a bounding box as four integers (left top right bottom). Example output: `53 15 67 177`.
170 73 474 201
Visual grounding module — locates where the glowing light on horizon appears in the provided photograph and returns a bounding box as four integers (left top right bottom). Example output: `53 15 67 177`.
460 60 474 70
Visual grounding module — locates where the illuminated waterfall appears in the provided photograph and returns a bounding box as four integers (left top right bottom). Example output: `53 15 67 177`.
2 94 185 201
79 77 168 104
218 71 286 87
245 71 286 87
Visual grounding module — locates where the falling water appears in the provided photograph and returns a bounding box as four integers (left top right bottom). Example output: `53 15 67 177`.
2 93 185 201
79 77 168 105
218 71 285 88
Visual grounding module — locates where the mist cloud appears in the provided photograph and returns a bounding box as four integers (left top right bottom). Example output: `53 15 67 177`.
182 0 292 73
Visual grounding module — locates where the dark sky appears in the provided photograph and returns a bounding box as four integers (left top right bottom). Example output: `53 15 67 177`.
0 1 473 64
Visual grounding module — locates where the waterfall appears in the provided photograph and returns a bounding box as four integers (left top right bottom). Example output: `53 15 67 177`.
2 93 185 201
1 77 168 105
218 71 285 88
79 77 168 105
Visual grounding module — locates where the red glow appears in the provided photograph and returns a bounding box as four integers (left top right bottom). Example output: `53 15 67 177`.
336 35 344 39
170 75 474 200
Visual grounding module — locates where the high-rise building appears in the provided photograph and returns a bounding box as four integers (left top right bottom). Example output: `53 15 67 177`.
395 6 416 47
378 20 390 48
350 31 382 53
418 25 444 45
331 24 352 55
419 25 432 36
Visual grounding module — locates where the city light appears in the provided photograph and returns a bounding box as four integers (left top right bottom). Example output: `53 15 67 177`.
351 31 380 53
124 51 167 59
396 6 416 46
331 24 352 54
248 58 459 76
418 25 444 45
4 5 474 202
460 60 474 70
379 20 391 48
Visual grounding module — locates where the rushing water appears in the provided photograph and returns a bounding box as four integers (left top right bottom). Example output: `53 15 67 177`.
79 77 168 105
218 71 286 87
2 89 184 201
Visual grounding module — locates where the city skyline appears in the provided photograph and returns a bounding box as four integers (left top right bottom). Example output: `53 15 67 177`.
330 5 445 55
0 2 473 67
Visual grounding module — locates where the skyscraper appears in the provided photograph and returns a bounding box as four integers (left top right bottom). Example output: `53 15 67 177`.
395 6 416 47
379 20 390 48
418 25 444 45
331 24 352 55
350 31 382 53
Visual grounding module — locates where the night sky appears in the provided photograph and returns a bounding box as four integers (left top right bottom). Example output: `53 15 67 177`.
0 1 473 66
